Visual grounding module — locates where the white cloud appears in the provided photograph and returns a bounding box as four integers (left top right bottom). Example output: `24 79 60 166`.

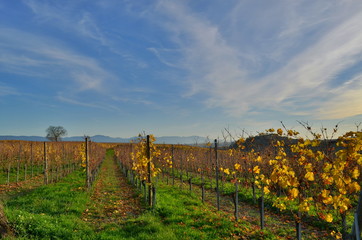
24 0 148 68
260 9 362 118
3 0 361 130
152 0 362 119
153 1 248 101
25 0 65 22
0 84 19 96
147 48 181 68
0 54 46 67
57 93 123 113
0 27 114 92
71 72 103 92
317 74 362 119
112 96 153 105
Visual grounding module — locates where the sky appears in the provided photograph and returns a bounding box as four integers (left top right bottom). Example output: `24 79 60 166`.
0 0 362 140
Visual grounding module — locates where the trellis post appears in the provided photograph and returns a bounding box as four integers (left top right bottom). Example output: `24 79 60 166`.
172 145 175 186
85 137 90 189
215 139 220 211
350 190 362 240
146 135 153 207
44 142 48 185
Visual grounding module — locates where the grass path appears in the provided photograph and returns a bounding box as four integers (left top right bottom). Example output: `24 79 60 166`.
82 150 143 229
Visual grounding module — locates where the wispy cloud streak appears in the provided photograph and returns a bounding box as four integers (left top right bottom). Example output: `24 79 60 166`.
151 0 362 119
57 93 123 113
0 27 114 92
0 83 19 96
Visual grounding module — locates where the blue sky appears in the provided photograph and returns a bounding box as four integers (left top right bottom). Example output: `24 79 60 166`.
1 0 362 139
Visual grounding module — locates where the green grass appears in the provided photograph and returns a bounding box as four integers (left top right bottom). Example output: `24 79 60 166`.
2 151 311 239
0 165 43 185
163 168 354 233
155 184 232 239
0 163 78 185
94 213 178 240
3 167 174 239
3 170 93 239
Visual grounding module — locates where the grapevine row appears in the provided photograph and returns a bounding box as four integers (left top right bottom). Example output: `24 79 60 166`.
114 130 362 240
0 140 110 188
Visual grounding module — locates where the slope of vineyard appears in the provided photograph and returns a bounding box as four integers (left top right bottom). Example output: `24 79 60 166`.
1 130 361 239
115 131 362 240
2 149 278 239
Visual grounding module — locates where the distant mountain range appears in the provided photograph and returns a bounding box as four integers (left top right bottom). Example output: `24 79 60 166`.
0 135 208 145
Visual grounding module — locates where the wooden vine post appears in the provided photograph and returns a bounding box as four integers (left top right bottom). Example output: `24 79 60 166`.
62 144 65 177
189 171 192 193
201 150 205 203
296 210 302 240
16 143 21 183
146 135 153 207
180 151 183 188
24 144 27 181
43 142 48 185
85 137 90 189
30 142 34 178
259 190 265 230
6 161 10 185
171 145 175 186
209 146 213 190
350 189 362 240
234 181 239 221
215 139 220 211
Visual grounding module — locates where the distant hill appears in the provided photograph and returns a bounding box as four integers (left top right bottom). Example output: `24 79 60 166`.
0 135 208 145
233 134 296 151
154 136 207 145
230 133 338 153
0 136 48 141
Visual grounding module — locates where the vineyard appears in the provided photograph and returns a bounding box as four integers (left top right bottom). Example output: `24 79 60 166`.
114 130 362 240
0 140 108 187
0 129 361 239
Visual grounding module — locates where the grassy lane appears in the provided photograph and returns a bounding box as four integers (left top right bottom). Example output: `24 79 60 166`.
81 149 176 239
82 150 143 232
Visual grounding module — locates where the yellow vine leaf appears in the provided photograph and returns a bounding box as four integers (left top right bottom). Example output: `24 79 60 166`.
325 214 333 222
331 231 342 239
299 200 310 212
289 188 299 199
305 171 314 181
253 166 260 174
352 167 360 179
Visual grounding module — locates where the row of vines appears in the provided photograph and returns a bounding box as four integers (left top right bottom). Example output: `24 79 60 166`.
0 140 108 188
114 130 362 240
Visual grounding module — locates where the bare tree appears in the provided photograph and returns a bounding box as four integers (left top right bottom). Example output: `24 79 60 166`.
46 126 67 142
